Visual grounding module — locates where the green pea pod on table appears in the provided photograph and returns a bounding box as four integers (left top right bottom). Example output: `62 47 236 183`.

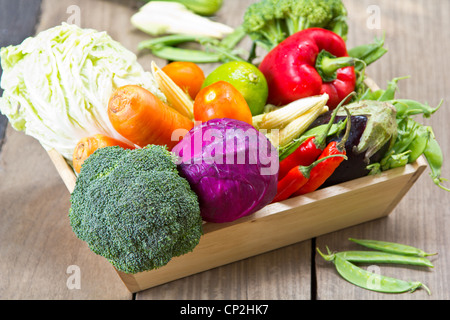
317 248 431 295
349 238 438 257
335 251 434 268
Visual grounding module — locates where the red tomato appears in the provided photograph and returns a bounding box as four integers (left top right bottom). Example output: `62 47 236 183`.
162 61 205 100
193 81 253 125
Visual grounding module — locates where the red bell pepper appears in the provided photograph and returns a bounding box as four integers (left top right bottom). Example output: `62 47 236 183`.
259 28 356 109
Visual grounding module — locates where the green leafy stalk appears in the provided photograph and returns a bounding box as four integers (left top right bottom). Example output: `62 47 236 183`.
138 28 248 63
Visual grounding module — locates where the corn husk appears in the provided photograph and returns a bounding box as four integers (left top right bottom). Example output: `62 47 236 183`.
253 94 329 148
253 94 329 130
151 61 194 120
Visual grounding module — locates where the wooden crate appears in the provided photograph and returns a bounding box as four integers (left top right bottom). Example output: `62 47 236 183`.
46 71 426 293
47 148 427 293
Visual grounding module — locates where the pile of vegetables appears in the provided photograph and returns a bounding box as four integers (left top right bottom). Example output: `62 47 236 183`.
0 0 447 274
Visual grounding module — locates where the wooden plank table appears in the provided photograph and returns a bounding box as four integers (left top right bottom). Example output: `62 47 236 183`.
0 0 449 300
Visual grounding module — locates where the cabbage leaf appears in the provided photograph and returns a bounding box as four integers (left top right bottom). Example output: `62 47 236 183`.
0 23 165 160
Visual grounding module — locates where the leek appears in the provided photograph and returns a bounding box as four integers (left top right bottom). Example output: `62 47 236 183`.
144 0 223 16
132 1 233 38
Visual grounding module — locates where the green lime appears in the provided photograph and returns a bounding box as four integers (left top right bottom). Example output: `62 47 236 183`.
202 61 268 116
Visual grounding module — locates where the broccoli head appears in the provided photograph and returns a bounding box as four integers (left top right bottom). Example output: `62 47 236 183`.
69 145 203 274
242 0 348 51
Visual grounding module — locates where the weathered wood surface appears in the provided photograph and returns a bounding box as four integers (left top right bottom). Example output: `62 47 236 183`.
0 0 448 300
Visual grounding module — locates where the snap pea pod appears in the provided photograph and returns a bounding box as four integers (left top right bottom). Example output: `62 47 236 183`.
348 35 388 72
369 117 417 173
349 238 437 257
393 117 421 154
142 45 224 63
422 128 450 192
391 99 443 119
335 251 434 268
407 125 431 163
380 150 411 171
138 34 213 50
376 76 410 102
332 255 431 295
138 27 247 64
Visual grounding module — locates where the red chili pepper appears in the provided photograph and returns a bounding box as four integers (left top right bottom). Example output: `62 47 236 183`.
273 154 348 203
293 107 352 196
278 100 345 180
259 28 356 109
278 136 322 181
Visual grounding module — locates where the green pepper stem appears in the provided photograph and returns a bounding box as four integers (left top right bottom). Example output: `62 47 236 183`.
337 106 352 151
320 56 355 75
299 154 348 178
316 247 336 262
316 50 355 82
314 91 356 149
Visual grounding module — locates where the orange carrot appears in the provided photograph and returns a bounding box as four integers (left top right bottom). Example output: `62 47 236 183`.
73 134 134 173
108 85 194 150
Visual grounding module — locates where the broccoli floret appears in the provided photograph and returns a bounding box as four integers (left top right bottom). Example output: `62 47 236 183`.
242 0 348 51
242 0 286 52
69 145 203 274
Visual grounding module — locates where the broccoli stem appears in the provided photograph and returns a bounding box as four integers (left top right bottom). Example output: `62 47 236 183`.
258 21 286 50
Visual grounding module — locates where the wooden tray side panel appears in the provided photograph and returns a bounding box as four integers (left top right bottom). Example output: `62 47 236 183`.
47 149 76 193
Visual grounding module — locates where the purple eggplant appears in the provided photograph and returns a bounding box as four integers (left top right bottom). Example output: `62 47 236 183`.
307 100 398 187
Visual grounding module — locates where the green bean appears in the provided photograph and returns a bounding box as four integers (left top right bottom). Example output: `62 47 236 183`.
333 255 431 295
336 251 434 268
349 238 437 257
